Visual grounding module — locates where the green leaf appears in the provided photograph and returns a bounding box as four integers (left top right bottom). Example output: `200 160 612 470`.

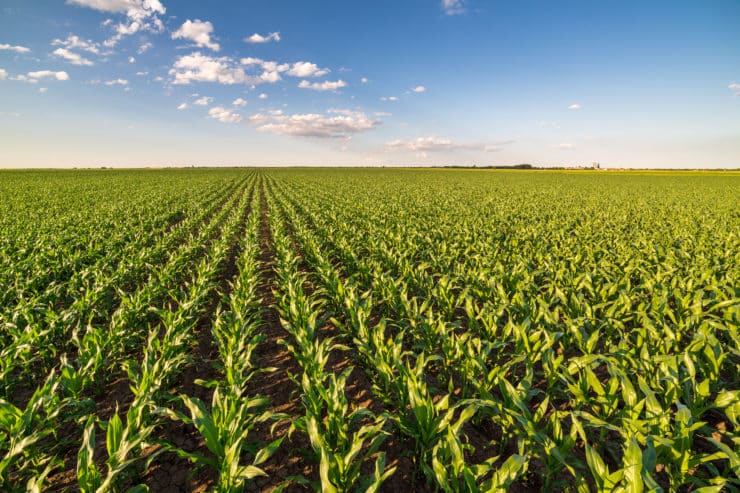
106 412 123 459
623 438 644 493
180 394 224 459
253 436 284 466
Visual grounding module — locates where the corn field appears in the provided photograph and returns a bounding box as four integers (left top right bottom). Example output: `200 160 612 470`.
0 167 737 492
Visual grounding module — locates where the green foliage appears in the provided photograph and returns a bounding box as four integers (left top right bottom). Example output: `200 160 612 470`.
0 168 737 491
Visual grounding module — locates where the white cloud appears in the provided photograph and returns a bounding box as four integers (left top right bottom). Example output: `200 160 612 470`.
240 57 288 72
361 77 368 84
177 102 188 110
170 52 252 85
0 69 7 79
258 93 268 99
68 0 166 46
208 106 242 123
193 96 212 106
411 85 426 93
729 82 740 96
385 136 509 153
568 103 582 110
232 97 247 106
298 79 346 91
65 0 163 14
53 47 94 65
10 75 33 83
128 56 135 63
28 70 69 81
52 35 100 54
555 142 574 150
260 70 281 83
171 54 329 86
249 108 379 138
375 111 392 117
244 32 280 44
0 44 31 53
442 0 465 15
240 58 329 81
136 70 148 76
114 21 141 37
287 61 329 78
380 96 399 101
39 87 48 93
172 19 220 52
104 78 128 85
386 136 460 152
137 42 153 54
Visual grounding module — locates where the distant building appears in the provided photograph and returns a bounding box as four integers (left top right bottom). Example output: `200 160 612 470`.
592 162 600 169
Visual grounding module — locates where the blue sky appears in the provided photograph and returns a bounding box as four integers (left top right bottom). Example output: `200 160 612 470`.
0 0 738 168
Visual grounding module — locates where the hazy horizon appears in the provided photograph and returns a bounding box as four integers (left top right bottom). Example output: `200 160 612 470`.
1 0 739 169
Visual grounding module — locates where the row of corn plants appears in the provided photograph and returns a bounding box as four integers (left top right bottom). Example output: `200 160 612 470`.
265 179 396 492
75 176 254 492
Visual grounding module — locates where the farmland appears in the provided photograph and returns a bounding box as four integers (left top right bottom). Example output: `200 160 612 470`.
0 167 738 492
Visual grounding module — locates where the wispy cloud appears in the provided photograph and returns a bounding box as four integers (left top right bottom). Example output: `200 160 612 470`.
249 109 379 138
28 70 70 81
411 85 426 93
380 96 399 102
298 79 346 91
172 19 220 52
244 32 280 44
0 69 7 79
442 0 465 15
0 43 31 53
729 82 740 96
52 35 100 54
568 103 582 110
539 121 560 129
385 136 504 153
53 47 94 65
555 142 574 150
232 97 247 106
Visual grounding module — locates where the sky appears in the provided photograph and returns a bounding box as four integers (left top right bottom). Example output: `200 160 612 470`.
0 0 738 168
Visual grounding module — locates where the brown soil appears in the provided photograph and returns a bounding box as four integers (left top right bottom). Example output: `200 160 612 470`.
242 178 315 492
